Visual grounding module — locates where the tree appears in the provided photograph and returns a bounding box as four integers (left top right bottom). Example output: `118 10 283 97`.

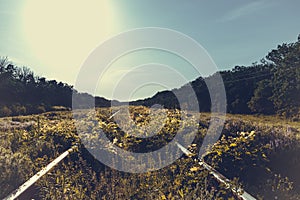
267 37 300 117
248 80 275 114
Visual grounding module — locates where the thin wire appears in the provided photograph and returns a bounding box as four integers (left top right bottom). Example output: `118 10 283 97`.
223 72 272 84
207 66 298 86
221 68 272 80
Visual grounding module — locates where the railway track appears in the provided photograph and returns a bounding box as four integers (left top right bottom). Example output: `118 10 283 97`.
176 142 256 200
4 141 256 200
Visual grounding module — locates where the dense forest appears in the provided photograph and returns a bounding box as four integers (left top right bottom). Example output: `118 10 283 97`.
0 57 73 116
0 58 111 117
1 35 299 118
133 35 300 119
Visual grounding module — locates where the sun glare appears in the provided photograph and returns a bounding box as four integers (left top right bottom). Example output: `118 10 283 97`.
21 0 118 78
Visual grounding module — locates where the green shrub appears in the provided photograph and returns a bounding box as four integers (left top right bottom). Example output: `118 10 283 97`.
0 106 12 117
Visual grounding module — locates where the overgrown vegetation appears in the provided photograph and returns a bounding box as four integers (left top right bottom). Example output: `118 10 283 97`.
1 107 299 199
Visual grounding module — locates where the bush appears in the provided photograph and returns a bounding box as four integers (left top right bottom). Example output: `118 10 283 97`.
36 106 46 114
11 104 27 116
51 106 69 111
0 106 12 117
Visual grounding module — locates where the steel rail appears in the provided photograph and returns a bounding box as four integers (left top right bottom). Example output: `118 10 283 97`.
176 142 256 200
4 146 76 200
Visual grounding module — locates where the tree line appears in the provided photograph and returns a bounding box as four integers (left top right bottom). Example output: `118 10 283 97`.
0 58 76 116
1 34 299 118
133 34 300 119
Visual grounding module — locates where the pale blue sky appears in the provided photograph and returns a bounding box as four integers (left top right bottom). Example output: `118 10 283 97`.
0 0 299 100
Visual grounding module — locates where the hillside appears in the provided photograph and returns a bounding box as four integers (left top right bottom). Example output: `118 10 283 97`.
1 35 300 118
132 35 300 119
